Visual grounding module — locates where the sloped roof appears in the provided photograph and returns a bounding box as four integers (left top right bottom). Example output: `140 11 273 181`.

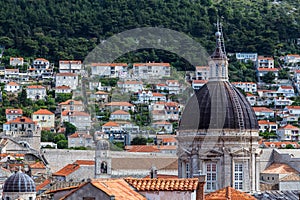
55 85 71 90
252 107 274 112
111 110 130 115
280 174 300 182
205 186 257 200
29 161 46 169
257 68 278 71
59 99 83 105
5 109 23 115
33 109 54 115
27 85 45 89
105 101 133 107
7 116 35 124
52 160 94 177
56 72 77 77
133 63 170 67
36 179 51 192
125 178 198 191
61 111 90 117
262 163 299 174
258 120 276 125
61 179 146 200
279 124 299 130
102 121 119 127
126 145 160 153
152 121 171 125
95 91 109 95
7 81 19 86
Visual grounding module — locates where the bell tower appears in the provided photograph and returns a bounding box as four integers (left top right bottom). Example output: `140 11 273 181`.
95 139 111 178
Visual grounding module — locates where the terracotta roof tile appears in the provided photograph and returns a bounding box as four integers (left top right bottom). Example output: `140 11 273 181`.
263 141 300 148
27 85 45 89
7 81 19 86
279 124 299 130
262 163 299 174
52 164 80 177
6 109 23 115
35 58 49 62
73 160 95 165
7 116 34 124
258 120 276 125
286 106 300 110
59 99 83 105
152 121 171 125
280 174 300 182
205 186 257 200
162 137 177 143
143 174 178 179
90 63 127 67
125 178 198 191
257 68 278 71
105 101 134 107
252 107 274 112
55 85 71 90
126 145 160 153
59 60 82 64
33 109 54 115
36 179 51 192
61 111 90 117
280 85 293 89
95 91 109 95
193 80 208 84
111 110 130 115
102 121 119 127
30 161 46 169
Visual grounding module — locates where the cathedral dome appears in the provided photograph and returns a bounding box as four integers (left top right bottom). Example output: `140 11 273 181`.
179 81 258 131
3 171 36 193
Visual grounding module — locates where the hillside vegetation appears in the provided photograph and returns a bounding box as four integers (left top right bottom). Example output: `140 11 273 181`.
0 0 299 70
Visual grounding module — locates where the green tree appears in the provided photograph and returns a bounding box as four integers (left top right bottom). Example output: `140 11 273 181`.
63 122 77 136
131 136 147 145
54 134 66 143
262 72 275 84
57 140 68 149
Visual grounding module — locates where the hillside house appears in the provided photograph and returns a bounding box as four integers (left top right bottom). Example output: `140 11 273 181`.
195 66 209 80
32 109 55 129
283 106 300 116
258 120 278 133
90 63 128 78
252 107 275 119
246 93 257 106
256 56 274 68
26 85 47 100
152 121 173 134
9 57 24 66
101 121 122 132
68 132 94 148
61 111 91 130
257 68 279 81
192 80 207 90
55 73 78 90
166 80 180 94
284 54 300 65
133 63 171 79
232 82 257 93
277 85 295 97
137 91 166 103
59 60 82 74
28 58 54 79
94 91 109 102
117 80 143 93
4 82 20 93
55 85 72 95
277 124 300 141
4 68 19 79
5 109 23 121
59 100 84 112
109 110 131 121
104 102 134 112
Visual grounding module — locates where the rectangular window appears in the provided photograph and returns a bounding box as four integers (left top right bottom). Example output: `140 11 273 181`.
186 163 190 178
206 163 217 191
234 163 243 190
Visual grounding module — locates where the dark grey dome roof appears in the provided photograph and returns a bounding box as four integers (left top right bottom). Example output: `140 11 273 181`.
179 81 258 131
3 171 36 193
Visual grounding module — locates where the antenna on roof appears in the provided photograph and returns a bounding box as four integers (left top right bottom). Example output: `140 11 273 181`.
216 17 226 56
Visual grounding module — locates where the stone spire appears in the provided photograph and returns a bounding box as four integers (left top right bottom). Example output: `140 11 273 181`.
208 21 229 82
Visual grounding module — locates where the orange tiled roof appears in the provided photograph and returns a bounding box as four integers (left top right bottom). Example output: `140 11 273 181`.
159 145 177 150
193 80 208 84
52 164 80 177
59 60 82 64
95 91 109 95
59 99 83 105
35 58 49 62
262 163 299 174
232 81 256 85
5 108 23 115
143 174 178 179
126 145 160 153
7 116 34 124
258 120 276 125
27 85 45 89
7 81 19 86
258 56 273 60
111 110 130 115
102 121 119 127
205 186 257 200
252 107 274 112
118 80 143 85
152 110 165 115
33 109 54 115
263 141 299 148
61 179 146 200
125 178 198 191
279 124 299 130
257 68 278 71
30 161 46 169
73 160 95 165
68 133 92 139
61 111 90 117
105 101 133 107
36 179 51 192
286 106 300 110
280 85 293 89
162 137 177 143
152 92 164 97
55 85 71 90
90 63 127 67
152 121 171 125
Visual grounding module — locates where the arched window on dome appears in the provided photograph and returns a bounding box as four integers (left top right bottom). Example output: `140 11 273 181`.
215 64 219 78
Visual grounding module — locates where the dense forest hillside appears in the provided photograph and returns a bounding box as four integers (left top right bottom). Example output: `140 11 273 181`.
0 0 299 69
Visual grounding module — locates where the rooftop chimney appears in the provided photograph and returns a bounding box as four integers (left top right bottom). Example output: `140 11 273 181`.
195 174 206 200
150 166 157 179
